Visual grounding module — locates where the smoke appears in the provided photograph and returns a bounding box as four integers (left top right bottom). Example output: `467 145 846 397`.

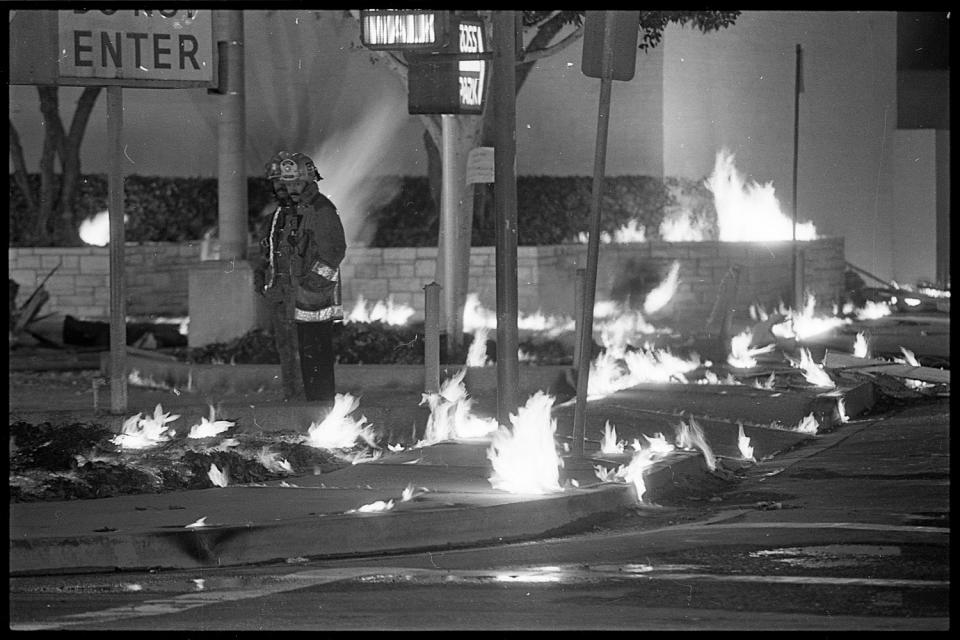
308 96 406 247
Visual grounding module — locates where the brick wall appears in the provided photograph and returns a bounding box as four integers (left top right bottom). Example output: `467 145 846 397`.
9 238 844 332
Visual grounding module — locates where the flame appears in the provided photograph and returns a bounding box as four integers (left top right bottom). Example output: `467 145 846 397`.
185 517 208 529
737 422 756 461
795 412 819 434
587 345 702 396
727 329 776 368
257 446 293 473
111 404 179 450
674 416 717 471
895 347 934 390
465 327 491 366
346 295 415 325
643 261 681 315
462 293 575 337
78 209 129 247
417 370 498 446
576 219 647 244
487 391 563 495
659 207 709 242
305 393 378 450
753 371 777 390
788 348 836 388
188 405 235 439
596 432 676 502
128 369 174 391
696 370 741 386
599 421 625 455
347 499 395 514
854 300 893 320
771 295 851 341
208 463 228 487
851 331 870 358
707 149 817 242
837 397 850 423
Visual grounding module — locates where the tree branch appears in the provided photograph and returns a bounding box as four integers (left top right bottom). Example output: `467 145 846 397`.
9 120 36 213
518 26 583 65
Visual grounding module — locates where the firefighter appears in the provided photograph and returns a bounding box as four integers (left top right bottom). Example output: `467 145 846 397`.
255 151 346 402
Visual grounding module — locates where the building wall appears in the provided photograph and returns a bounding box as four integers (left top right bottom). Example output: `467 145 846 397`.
662 11 898 281
10 238 844 338
891 130 939 285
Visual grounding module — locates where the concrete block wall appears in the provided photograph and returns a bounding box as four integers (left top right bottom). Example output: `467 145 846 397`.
9 237 844 335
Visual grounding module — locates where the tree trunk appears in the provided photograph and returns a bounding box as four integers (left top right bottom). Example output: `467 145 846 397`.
56 87 102 246
36 87 63 244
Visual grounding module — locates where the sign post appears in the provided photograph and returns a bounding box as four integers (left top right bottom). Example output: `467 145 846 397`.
10 10 215 414
572 11 639 458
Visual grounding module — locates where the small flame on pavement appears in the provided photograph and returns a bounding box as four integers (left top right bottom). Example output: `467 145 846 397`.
837 397 850 423
256 446 293 473
346 294 415 326
753 372 777 390
188 405 235 439
895 347 935 390
788 348 836 388
596 433 676 502
417 370 498 446
487 391 563 495
599 421 625 455
185 516 208 529
112 404 179 450
771 296 850 341
207 463 229 487
853 332 870 358
853 300 893 320
674 416 717 472
728 329 776 369
795 413 819 434
737 422 756 462
576 219 647 244
347 499 395 514
305 394 378 450
643 261 681 315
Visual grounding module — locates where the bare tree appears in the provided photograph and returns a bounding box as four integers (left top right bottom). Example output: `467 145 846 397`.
9 86 102 246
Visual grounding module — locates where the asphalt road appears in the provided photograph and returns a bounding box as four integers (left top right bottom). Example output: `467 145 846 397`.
10 398 949 631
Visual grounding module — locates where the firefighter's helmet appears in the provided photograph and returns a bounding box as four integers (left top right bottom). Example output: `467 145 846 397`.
265 151 322 183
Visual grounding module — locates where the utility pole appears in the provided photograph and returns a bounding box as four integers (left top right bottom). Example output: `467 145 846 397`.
791 43 804 310
492 11 520 426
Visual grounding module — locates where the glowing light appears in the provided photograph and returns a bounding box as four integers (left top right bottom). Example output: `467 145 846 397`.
903 297 922 307
487 391 563 495
305 393 378 450
707 149 817 242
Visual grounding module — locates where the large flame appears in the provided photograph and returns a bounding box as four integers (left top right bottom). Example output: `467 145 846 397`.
707 149 817 242
659 207 709 242
112 404 179 450
305 393 378 450
487 391 563 494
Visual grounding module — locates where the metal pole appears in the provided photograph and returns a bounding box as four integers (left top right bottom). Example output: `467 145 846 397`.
217 10 247 261
441 114 459 354
572 11 616 458
791 43 803 310
492 11 520 426
573 268 586 370
424 282 441 394
106 85 127 414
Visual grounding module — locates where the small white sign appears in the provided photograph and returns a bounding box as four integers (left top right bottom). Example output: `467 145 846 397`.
466 147 495 185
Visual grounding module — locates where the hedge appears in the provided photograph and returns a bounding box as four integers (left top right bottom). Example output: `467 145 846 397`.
9 173 711 247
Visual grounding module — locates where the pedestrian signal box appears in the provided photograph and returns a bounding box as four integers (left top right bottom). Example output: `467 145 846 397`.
407 16 487 114
581 11 640 81
360 10 452 51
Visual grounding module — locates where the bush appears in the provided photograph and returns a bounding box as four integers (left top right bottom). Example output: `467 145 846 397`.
11 173 703 248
